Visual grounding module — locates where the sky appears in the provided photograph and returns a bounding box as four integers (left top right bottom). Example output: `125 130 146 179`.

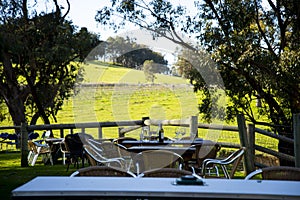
65 0 116 39
62 0 197 65
65 0 195 40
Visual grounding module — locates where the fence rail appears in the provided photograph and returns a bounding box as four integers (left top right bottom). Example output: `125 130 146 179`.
237 113 300 173
1 114 299 170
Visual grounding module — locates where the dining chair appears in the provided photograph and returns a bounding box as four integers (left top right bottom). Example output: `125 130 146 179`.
96 140 133 170
83 140 127 169
98 141 123 158
193 142 221 176
132 150 184 175
201 147 245 179
60 139 70 165
137 167 192 178
64 134 85 171
245 166 300 181
27 140 53 166
70 165 136 177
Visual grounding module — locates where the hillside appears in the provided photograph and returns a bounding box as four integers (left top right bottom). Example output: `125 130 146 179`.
52 61 201 138
81 60 189 85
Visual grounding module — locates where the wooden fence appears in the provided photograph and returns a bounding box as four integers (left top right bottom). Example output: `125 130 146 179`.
1 114 299 171
237 114 300 174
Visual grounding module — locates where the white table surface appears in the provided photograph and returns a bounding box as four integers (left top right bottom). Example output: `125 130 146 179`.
11 176 300 199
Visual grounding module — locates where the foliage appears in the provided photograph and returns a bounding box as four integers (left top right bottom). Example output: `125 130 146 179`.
117 48 168 71
143 60 156 82
98 36 168 71
95 0 300 129
0 0 100 126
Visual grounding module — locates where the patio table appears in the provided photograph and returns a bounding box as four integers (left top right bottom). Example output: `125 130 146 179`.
11 176 300 199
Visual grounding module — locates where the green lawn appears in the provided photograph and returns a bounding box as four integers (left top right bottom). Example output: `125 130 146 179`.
0 151 72 200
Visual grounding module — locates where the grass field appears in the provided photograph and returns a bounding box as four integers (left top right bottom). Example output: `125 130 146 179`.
0 152 73 200
0 61 278 149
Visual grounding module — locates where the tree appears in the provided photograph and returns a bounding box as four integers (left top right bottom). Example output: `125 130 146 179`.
117 48 168 71
101 36 168 70
143 60 156 83
105 36 135 63
0 1 100 126
96 0 300 165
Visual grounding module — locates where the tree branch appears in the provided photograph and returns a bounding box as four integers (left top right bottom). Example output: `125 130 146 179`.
254 0 276 57
62 0 70 19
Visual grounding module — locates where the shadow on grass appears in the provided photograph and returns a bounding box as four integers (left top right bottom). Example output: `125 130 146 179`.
1 150 247 200
0 151 73 200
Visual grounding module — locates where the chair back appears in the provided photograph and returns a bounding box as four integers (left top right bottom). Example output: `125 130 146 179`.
195 143 221 167
28 140 38 154
223 147 245 164
262 166 300 181
139 168 192 178
83 142 124 168
77 133 94 145
133 150 184 174
99 142 122 158
83 144 105 166
245 166 300 181
201 147 245 178
64 134 83 156
70 166 136 177
227 147 245 178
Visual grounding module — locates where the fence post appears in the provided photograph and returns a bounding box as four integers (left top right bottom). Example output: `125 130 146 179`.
118 127 124 137
189 116 198 140
293 113 300 167
20 122 29 167
98 126 103 139
237 114 252 175
60 129 64 138
247 124 256 171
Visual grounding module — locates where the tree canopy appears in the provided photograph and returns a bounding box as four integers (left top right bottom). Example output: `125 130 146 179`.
0 0 100 126
97 36 168 71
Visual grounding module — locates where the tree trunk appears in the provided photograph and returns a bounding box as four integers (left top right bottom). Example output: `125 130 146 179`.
1 53 28 126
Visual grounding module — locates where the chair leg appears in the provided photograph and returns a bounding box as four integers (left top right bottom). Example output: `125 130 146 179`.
221 165 230 179
49 153 53 165
27 151 33 163
32 154 39 166
214 166 219 176
62 152 66 165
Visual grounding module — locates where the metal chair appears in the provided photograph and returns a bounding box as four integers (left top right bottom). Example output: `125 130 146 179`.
70 166 136 177
64 134 85 171
245 166 300 181
191 142 221 176
201 147 245 179
132 150 184 175
83 139 127 169
138 168 192 178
